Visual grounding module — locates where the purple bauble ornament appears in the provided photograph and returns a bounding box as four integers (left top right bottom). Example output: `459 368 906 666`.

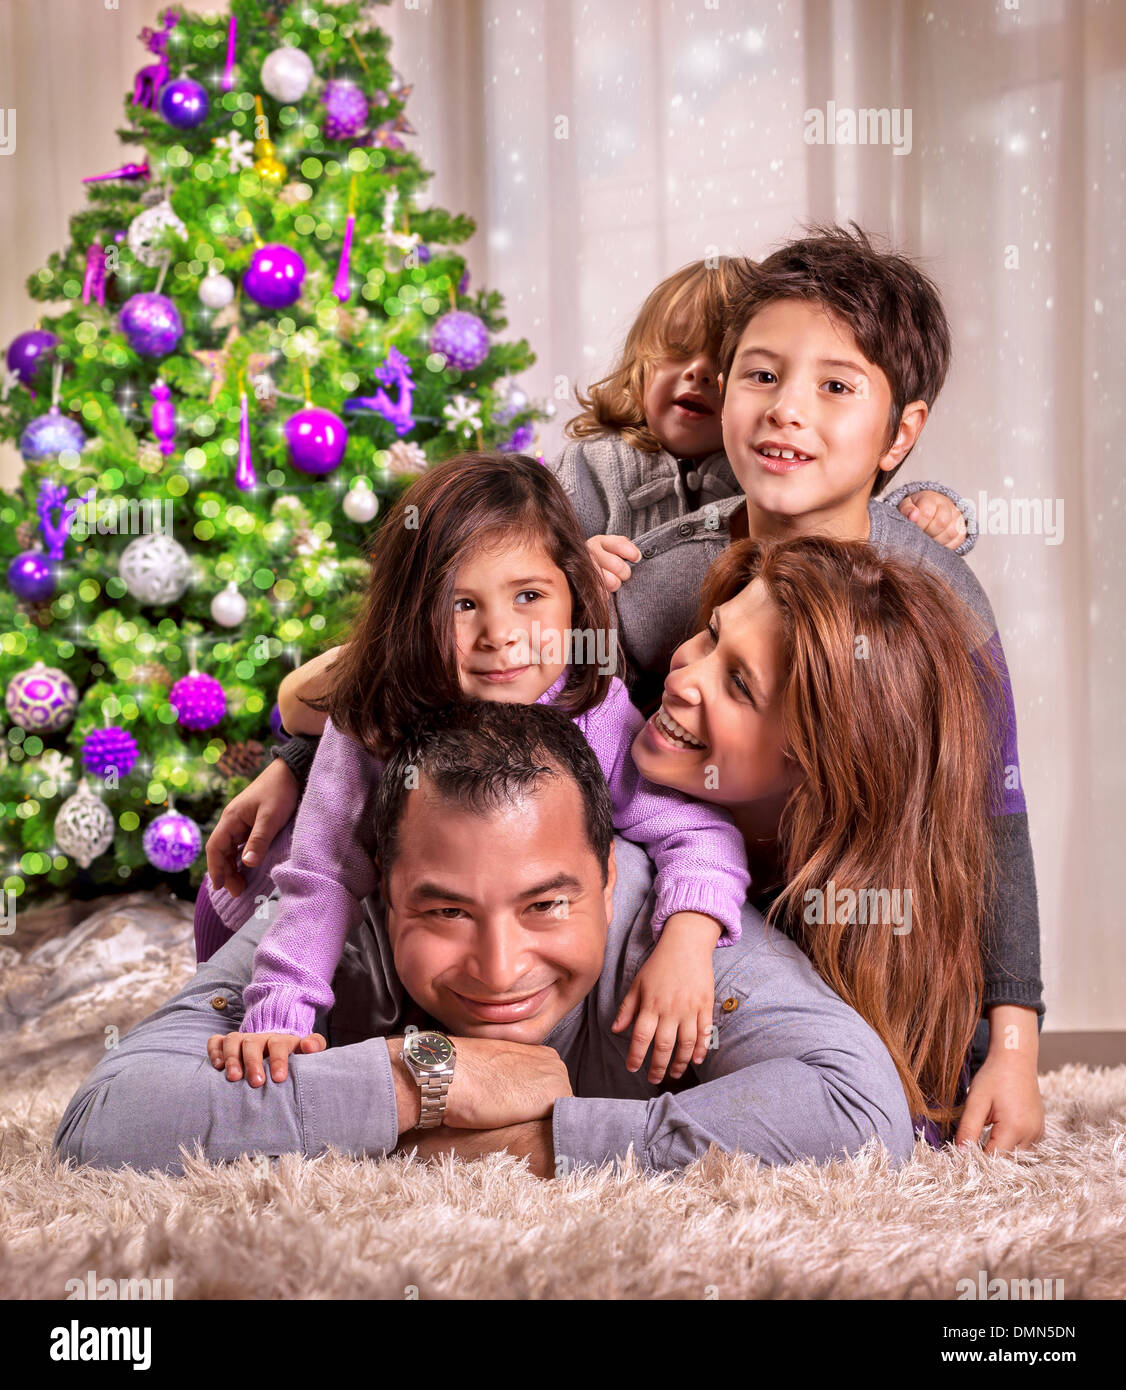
19 407 87 462
285 405 348 475
429 310 489 371
81 725 139 779
269 702 291 742
243 243 307 309
5 661 79 732
322 80 369 140
119 292 183 358
158 77 210 130
501 423 535 453
143 809 203 872
7 551 55 603
169 671 226 730
7 330 57 386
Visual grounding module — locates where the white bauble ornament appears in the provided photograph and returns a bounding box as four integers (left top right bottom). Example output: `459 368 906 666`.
118 533 192 605
210 580 247 627
343 485 379 523
127 198 188 269
261 46 315 104
199 270 235 310
54 781 115 869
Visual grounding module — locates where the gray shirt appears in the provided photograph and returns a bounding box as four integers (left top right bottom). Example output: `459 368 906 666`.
53 837 916 1176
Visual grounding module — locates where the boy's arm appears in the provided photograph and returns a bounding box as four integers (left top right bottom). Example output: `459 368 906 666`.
276 644 346 736
575 680 750 943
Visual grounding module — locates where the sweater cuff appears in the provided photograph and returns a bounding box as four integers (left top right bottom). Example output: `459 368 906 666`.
271 734 321 797
651 880 742 945
881 479 979 556
982 980 1046 1017
552 1095 652 1174
241 984 318 1037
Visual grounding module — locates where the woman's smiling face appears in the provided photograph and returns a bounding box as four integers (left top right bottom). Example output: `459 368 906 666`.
631 577 797 808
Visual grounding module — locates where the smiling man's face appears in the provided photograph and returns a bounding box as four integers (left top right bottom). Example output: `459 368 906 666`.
383 771 616 1043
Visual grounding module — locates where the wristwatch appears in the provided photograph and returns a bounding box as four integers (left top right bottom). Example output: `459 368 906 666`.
401 1030 457 1129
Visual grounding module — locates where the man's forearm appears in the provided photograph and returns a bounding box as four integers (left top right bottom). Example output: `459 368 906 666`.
395 1119 555 1178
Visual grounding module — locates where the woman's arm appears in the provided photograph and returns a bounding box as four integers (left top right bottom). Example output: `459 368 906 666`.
277 644 348 736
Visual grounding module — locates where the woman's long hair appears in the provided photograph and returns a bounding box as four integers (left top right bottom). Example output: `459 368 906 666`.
310 452 616 758
698 536 1002 1127
565 257 747 452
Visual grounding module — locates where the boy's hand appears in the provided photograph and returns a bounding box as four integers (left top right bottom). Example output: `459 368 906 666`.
207 1030 327 1086
587 534 641 593
610 911 721 1084
898 490 967 550
205 756 299 897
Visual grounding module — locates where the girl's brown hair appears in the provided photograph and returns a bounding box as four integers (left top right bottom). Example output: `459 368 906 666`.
312 452 616 757
698 536 1001 1129
565 258 746 453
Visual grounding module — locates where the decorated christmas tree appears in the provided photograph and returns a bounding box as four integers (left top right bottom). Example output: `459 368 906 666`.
0 0 545 906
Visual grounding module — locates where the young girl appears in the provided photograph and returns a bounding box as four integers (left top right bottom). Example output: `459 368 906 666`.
207 452 753 1087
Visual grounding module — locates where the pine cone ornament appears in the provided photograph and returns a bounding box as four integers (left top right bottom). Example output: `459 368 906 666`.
216 739 266 780
133 661 172 688
16 520 35 549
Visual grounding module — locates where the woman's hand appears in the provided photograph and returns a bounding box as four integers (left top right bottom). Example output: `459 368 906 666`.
955 1005 1044 1154
587 534 641 593
207 1030 327 1086
611 911 721 1084
897 490 968 550
205 756 299 897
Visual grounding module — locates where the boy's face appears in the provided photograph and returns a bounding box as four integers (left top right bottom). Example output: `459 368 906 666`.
642 349 724 459
720 299 913 531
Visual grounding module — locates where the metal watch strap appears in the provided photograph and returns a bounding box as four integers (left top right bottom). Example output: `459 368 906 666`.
416 1070 452 1129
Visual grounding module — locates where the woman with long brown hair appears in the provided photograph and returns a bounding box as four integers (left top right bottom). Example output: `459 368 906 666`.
629 534 1002 1131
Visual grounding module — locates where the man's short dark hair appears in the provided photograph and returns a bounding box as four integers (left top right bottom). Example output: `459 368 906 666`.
372 700 615 891
719 223 952 492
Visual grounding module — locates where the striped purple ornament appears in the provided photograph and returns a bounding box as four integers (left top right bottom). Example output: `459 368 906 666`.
143 810 203 872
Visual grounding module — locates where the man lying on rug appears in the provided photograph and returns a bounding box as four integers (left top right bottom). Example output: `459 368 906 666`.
53 698 916 1179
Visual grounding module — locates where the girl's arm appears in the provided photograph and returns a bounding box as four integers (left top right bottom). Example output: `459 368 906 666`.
276 644 348 736
239 717 382 1039
575 679 750 943
881 480 978 554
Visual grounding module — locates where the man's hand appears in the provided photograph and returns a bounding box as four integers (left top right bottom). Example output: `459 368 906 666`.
205 755 299 897
587 534 640 593
397 1118 555 1179
389 1035 573 1132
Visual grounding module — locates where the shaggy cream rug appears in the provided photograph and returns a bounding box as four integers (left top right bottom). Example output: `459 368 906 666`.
1 893 1124 1300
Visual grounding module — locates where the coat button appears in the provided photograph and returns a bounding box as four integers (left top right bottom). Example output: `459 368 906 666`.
211 995 228 1011
678 522 692 536
721 997 738 1012
642 546 656 559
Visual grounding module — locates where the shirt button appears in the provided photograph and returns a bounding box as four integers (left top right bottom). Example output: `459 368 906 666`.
721 997 738 1012
211 995 228 1011
642 546 656 559
685 470 701 489
678 522 692 536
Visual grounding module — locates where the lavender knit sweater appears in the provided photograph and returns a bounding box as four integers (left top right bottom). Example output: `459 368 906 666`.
235 670 751 1037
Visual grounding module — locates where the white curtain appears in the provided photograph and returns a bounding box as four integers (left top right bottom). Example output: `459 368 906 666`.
2 0 1121 1031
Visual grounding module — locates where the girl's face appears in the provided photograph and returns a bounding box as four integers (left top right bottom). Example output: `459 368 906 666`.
630 578 797 808
642 349 724 459
453 536 575 704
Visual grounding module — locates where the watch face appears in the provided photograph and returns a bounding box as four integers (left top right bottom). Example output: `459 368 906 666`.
407 1031 453 1069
